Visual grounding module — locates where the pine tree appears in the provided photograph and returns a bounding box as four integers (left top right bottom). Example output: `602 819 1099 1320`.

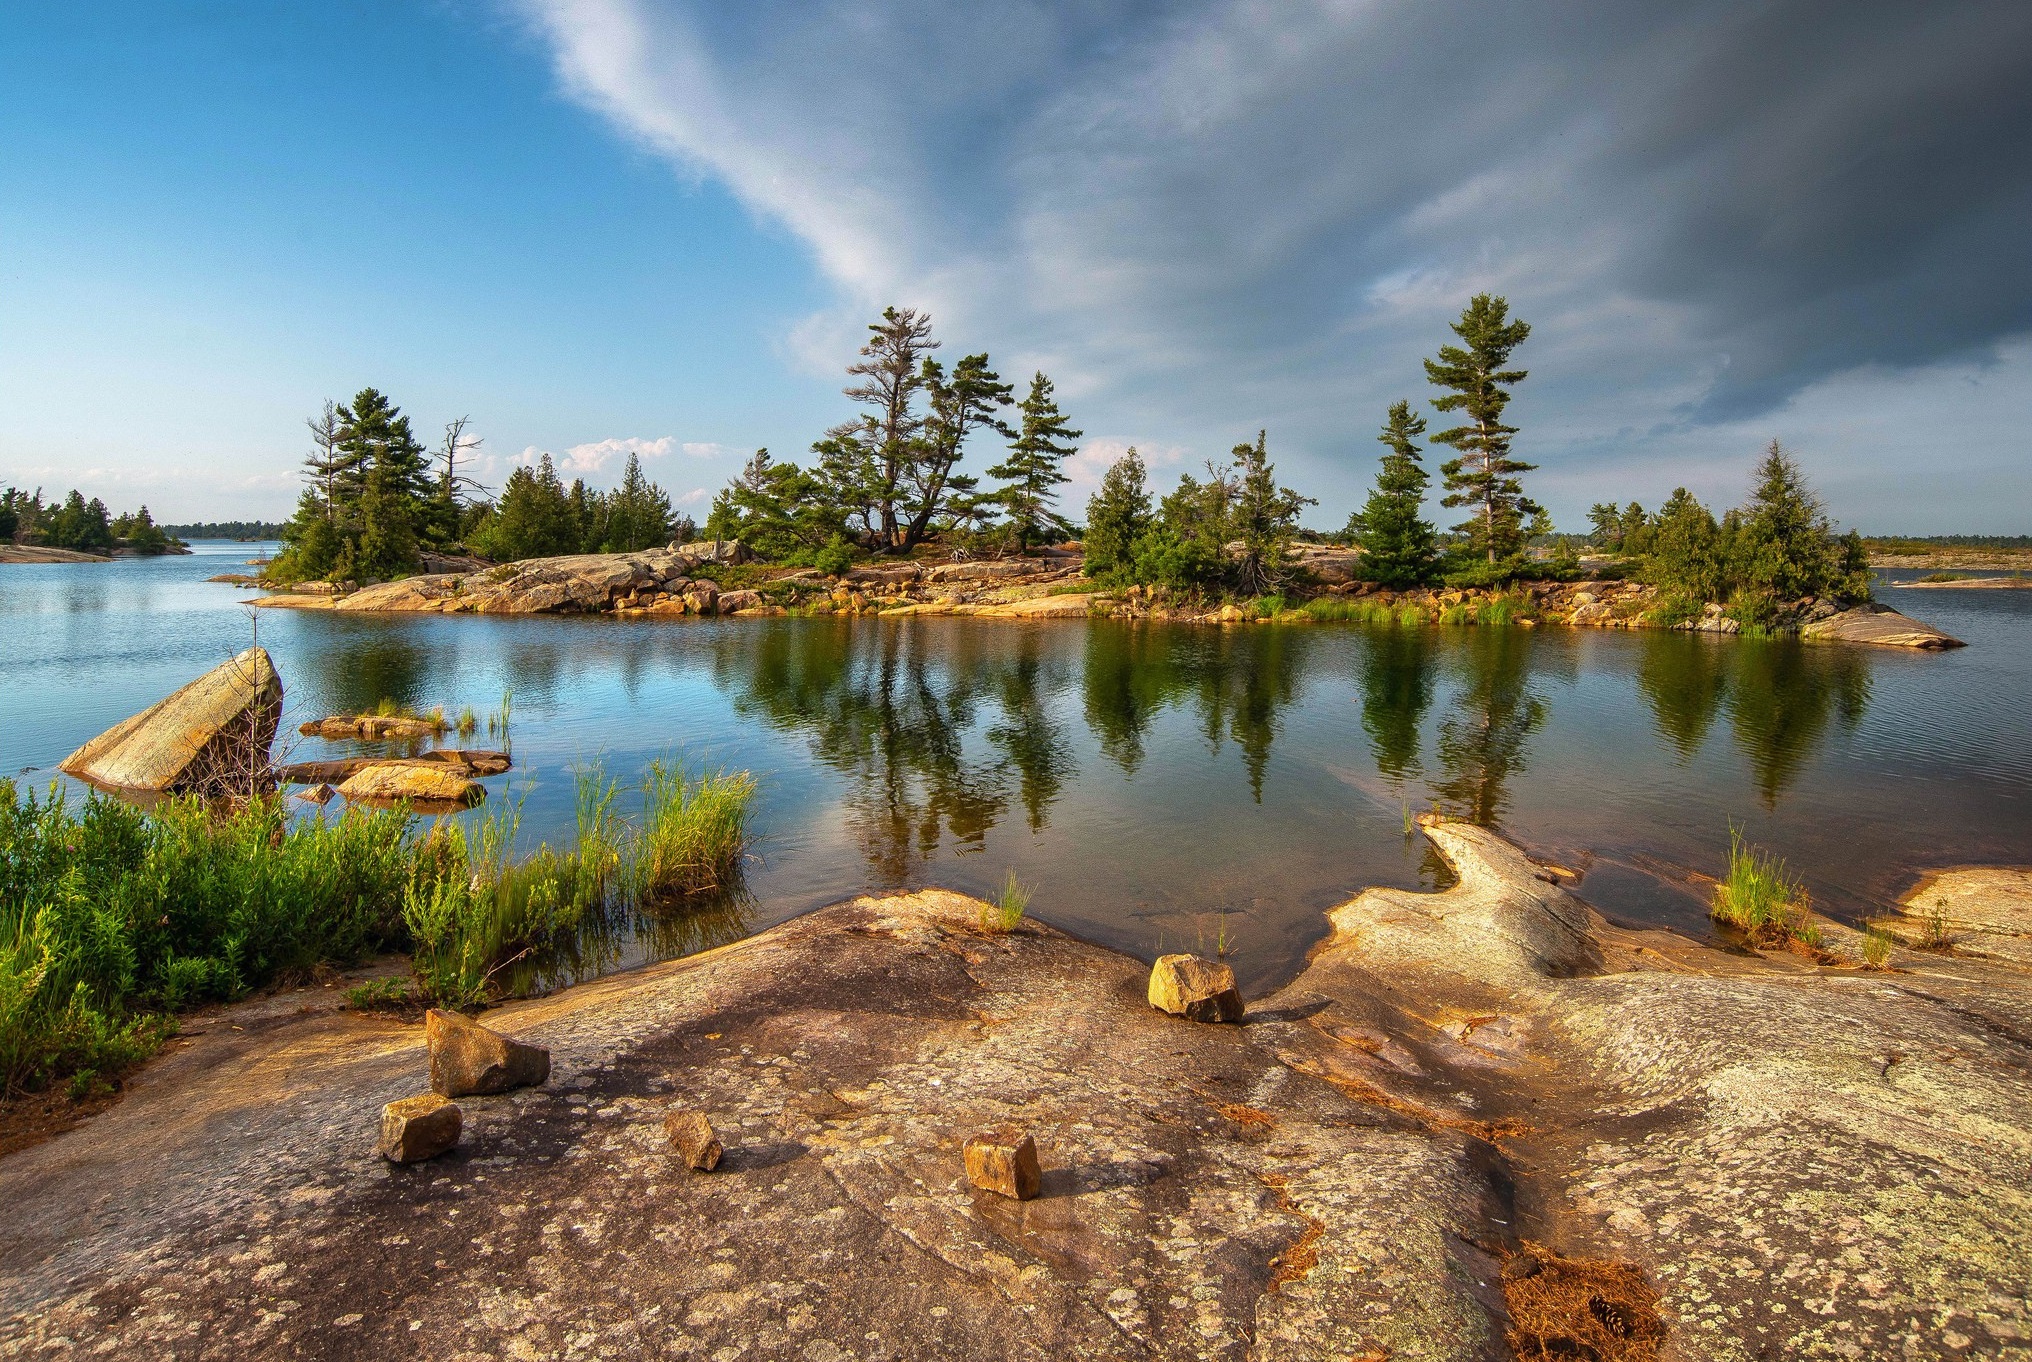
828 307 938 548
1082 448 1152 582
907 354 1012 549
990 372 1083 550
1425 294 1538 564
1348 401 1436 587
1227 431 1315 595
601 452 673 552
301 400 357 525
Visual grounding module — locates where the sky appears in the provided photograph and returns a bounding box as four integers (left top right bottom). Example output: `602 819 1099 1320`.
1 1 2027 533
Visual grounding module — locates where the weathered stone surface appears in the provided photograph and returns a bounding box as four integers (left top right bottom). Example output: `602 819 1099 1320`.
6 849 2030 1359
59 647 281 797
425 1008 550 1097
378 1094 461 1163
713 589 764 615
1801 601 1964 648
1891 865 2032 962
301 713 443 740
336 763 483 807
1148 954 1245 1022
961 1127 1040 1200
663 1109 722 1170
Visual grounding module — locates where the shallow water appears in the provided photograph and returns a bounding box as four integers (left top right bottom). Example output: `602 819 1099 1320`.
5 542 2028 992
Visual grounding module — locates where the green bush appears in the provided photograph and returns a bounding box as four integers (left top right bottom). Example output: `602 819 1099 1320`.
0 780 435 1094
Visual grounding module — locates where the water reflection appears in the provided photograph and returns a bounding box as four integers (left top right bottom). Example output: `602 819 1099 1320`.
1637 633 1731 759
1430 629 1547 825
717 621 1078 882
1727 641 1871 805
1359 627 1439 783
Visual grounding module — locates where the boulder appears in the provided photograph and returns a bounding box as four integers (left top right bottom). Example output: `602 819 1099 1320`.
962 1127 1041 1200
59 647 282 797
1800 602 1964 649
676 539 748 566
664 1110 723 1171
1147 954 1244 1022
425 1009 550 1097
294 783 336 804
378 1094 462 1163
714 590 764 615
336 764 483 808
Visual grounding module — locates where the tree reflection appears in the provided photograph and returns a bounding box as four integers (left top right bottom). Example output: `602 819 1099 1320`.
1081 625 1184 777
715 620 1077 881
1726 640 1871 805
1358 627 1438 782
1636 632 1732 759
1185 627 1307 802
1430 628 1546 825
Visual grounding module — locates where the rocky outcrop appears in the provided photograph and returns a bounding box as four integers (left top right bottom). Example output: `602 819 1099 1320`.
1801 601 1965 648
1888 865 2032 964
300 713 446 740
335 764 484 808
58 647 281 797
2 851 2028 1358
0 545 112 564
275 750 508 786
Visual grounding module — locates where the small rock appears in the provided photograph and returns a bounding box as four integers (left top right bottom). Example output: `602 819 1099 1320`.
963 1127 1041 1200
664 1109 723 1170
379 1093 461 1162
294 782 336 804
426 1008 551 1097
1147 954 1245 1023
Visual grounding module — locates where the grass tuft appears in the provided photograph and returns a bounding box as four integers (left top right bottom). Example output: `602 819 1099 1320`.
636 760 757 907
980 870 1030 934
1712 826 1818 949
1861 925 1895 970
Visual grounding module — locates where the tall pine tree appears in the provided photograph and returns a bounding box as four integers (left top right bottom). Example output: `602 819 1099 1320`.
990 372 1082 549
1082 448 1152 582
1348 401 1436 587
1425 294 1538 565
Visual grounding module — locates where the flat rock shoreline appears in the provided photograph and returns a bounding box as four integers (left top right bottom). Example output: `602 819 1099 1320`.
3 824 2027 1360
251 546 1964 648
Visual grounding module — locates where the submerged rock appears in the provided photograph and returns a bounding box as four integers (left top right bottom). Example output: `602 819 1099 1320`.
962 1127 1041 1200
378 1094 461 1163
58 647 281 797
1148 954 1245 1022
425 1008 551 1097
335 764 483 808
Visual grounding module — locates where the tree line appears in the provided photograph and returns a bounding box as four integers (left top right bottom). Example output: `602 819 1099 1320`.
270 388 687 582
1 487 182 555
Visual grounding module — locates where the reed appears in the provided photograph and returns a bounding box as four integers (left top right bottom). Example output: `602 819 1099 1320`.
635 760 757 906
1712 827 1817 947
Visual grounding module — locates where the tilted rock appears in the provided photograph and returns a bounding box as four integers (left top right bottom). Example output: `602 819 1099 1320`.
962 1127 1041 1200
378 1094 461 1163
1147 954 1245 1022
425 1008 550 1097
294 782 336 804
59 647 281 797
664 1109 723 1171
336 764 484 808
1800 601 1964 649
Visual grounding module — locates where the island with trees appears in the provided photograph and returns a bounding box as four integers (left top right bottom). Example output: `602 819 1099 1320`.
0 488 187 561
250 295 1956 649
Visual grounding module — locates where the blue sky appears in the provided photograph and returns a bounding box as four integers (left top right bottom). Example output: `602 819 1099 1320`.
2 1 2028 532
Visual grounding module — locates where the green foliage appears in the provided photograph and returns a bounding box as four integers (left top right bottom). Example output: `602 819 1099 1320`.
344 977 412 1010
981 870 1030 934
989 372 1081 549
1083 448 1154 582
1348 401 1437 587
1614 446 1873 624
1862 925 1895 969
1712 827 1816 946
706 448 848 562
635 761 756 906
1227 431 1316 595
1426 294 1539 564
0 781 434 1094
271 388 438 581
599 452 674 553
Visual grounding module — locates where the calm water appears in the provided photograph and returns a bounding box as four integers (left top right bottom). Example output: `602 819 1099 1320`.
5 541 2029 992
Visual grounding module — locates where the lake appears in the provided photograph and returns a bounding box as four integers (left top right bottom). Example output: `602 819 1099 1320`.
5 541 2028 993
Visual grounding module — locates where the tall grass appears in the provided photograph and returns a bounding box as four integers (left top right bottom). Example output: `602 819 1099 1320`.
1712 827 1820 948
0 779 434 1094
979 869 1031 934
3 756 759 1091
635 760 756 906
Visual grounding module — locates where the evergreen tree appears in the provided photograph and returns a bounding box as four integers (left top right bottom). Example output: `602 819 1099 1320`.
1347 401 1436 587
990 372 1082 549
1227 431 1315 595
1586 502 1623 549
906 354 1013 549
1735 441 1868 602
301 400 357 525
1082 448 1153 582
47 491 114 552
1645 488 1728 604
827 307 937 548
469 454 578 562
1425 294 1538 564
710 448 846 562
599 452 674 552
